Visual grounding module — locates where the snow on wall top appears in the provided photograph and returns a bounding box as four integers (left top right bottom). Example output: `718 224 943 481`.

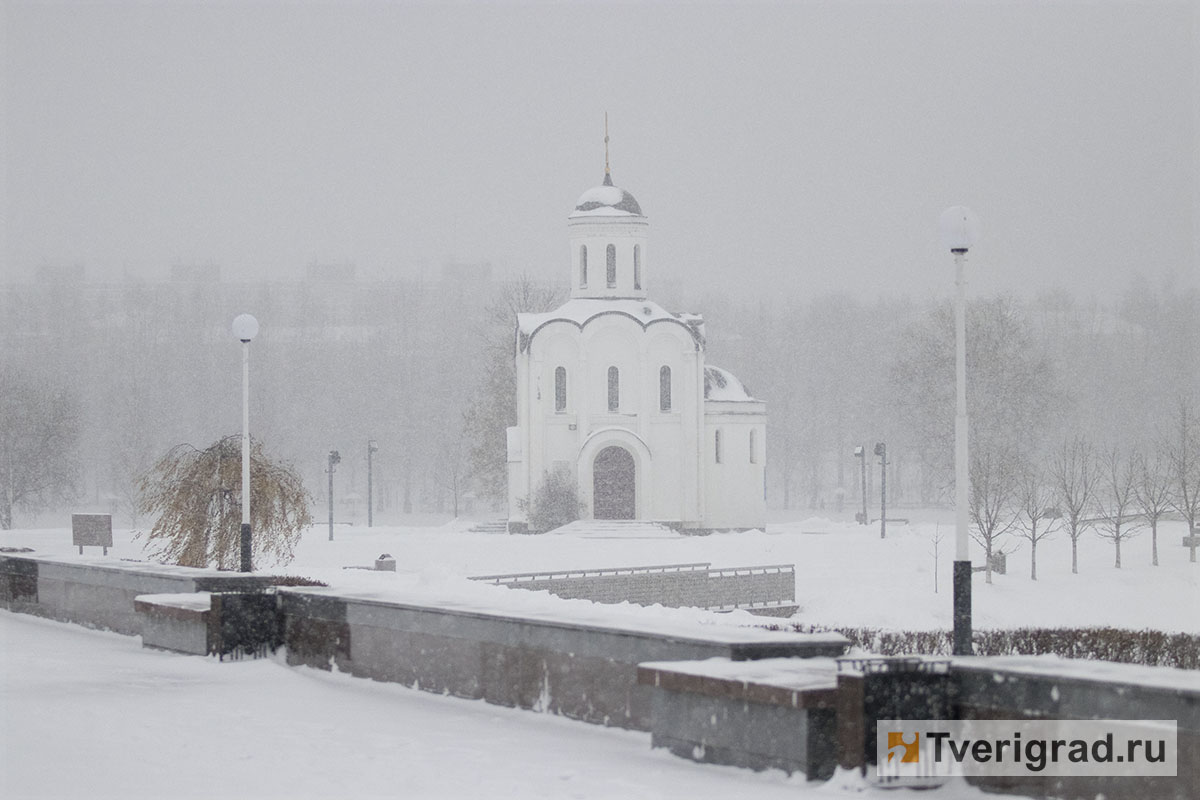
517 298 704 350
569 181 644 218
953 655 1200 694
280 581 846 648
704 365 756 402
640 656 840 693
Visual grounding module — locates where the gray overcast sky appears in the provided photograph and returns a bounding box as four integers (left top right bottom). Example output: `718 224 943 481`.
3 1 1196 302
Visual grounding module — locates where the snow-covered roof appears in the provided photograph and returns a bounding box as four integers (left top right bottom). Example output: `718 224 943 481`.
517 298 703 350
704 365 756 401
569 175 644 218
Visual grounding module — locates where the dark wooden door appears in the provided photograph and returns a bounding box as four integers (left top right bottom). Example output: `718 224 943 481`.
593 446 635 519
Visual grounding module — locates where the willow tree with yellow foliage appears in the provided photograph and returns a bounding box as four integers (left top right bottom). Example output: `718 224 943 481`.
137 436 312 569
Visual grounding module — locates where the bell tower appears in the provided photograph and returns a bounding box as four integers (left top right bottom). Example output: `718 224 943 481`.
567 119 648 301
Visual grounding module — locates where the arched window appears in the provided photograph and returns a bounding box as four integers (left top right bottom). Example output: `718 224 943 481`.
633 245 642 290
749 429 758 464
555 366 567 412
579 245 588 288
607 366 620 412
606 244 616 288
659 365 671 412
714 429 723 464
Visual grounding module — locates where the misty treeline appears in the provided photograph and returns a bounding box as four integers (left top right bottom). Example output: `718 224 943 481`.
0 274 1196 548
0 276 485 528
699 281 1198 573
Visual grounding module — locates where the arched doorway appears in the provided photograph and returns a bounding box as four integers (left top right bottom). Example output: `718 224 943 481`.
593 446 636 519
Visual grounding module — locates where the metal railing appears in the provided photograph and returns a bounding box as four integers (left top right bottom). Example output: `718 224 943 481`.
708 564 794 577
469 562 712 584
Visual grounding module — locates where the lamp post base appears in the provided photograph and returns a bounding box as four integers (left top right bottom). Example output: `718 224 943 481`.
953 560 972 655
240 523 252 573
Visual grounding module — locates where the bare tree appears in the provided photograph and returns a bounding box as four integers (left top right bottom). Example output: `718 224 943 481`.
968 445 1020 584
433 425 468 518
1134 448 1174 567
462 275 566 505
1014 464 1057 580
1050 436 1098 574
0 372 81 529
1095 446 1144 568
1165 396 1200 563
891 296 1063 502
137 436 313 569
930 523 946 593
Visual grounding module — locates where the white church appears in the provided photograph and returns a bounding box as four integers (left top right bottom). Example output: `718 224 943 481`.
506 163 766 533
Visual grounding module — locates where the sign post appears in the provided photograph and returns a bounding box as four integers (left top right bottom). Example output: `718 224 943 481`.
72 513 113 555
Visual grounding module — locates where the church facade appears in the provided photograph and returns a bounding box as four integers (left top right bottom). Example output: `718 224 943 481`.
506 168 766 533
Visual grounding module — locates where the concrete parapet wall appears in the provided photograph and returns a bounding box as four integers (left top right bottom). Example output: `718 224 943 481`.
0 554 278 636
830 655 1199 800
472 562 795 611
952 658 1199 800
502 570 710 607
639 658 839 778
279 589 847 731
135 594 212 654
1 554 202 635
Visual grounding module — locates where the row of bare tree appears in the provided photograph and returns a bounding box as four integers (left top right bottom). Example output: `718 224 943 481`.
971 398 1200 584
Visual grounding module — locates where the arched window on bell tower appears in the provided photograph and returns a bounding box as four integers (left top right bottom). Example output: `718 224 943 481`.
633 245 642 290
659 365 671 412
579 245 588 288
606 244 616 288
607 366 620 412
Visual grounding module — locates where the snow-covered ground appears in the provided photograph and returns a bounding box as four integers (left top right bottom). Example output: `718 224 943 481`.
0 610 1003 800
4 512 1194 632
1 513 1196 799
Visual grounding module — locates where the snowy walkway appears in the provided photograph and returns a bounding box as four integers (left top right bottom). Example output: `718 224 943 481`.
0 611 957 800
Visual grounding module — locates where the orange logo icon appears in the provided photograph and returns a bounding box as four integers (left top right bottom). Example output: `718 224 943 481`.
887 732 920 763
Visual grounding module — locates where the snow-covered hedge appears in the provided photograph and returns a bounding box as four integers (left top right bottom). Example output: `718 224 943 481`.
780 624 1200 670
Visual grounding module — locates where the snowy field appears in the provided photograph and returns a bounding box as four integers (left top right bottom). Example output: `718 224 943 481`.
1 514 1196 799
3 512 1195 633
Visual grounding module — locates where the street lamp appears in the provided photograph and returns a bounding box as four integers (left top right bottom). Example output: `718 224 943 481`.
853 445 868 524
327 449 341 541
874 442 887 539
939 205 980 656
231 313 259 572
367 439 378 528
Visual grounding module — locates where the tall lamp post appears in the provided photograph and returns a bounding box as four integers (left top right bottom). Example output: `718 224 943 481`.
232 313 259 572
874 442 887 539
853 445 868 524
939 205 980 656
327 449 341 541
367 439 378 527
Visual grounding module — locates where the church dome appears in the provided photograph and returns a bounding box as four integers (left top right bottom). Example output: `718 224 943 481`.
570 174 643 218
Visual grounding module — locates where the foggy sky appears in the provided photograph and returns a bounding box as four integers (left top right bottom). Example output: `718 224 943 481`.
3 1 1196 302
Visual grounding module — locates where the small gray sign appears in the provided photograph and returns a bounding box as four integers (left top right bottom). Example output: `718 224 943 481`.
72 513 113 554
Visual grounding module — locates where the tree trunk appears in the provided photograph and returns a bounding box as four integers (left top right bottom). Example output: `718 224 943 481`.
985 538 993 585
1114 533 1121 568
403 464 413 514
1030 538 1037 581
1071 534 1078 574
1151 519 1158 566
